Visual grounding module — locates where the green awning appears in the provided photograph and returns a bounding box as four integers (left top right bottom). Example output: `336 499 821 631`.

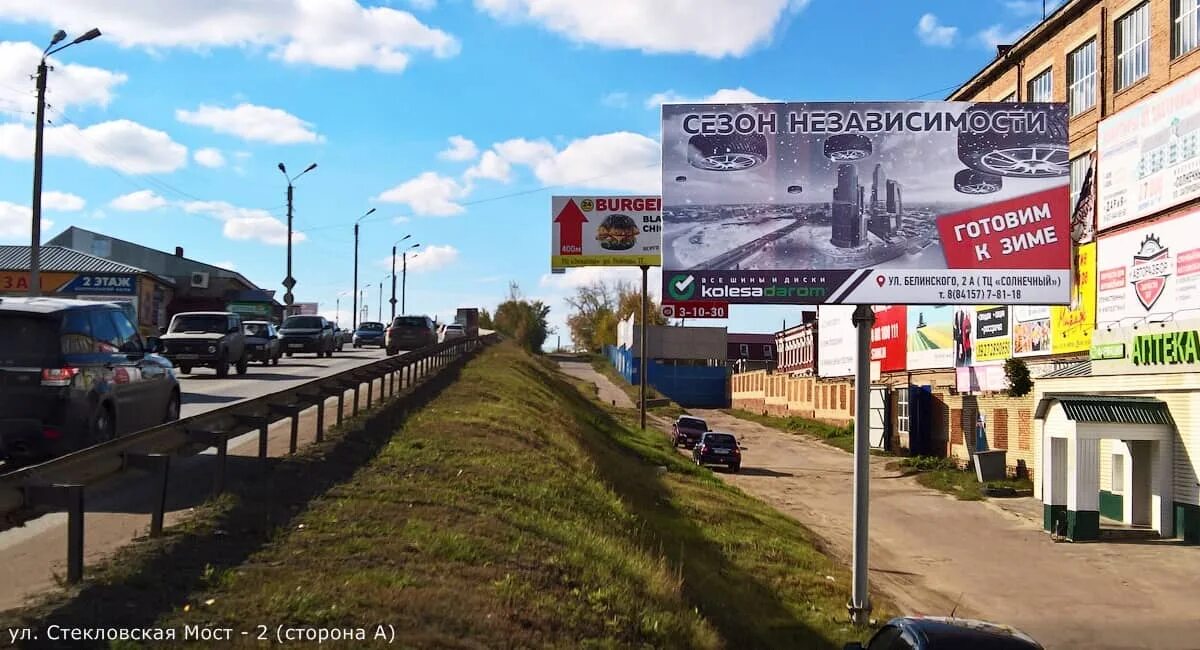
1035 394 1174 426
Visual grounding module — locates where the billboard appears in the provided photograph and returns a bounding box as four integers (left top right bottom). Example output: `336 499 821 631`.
869 305 907 373
973 305 1013 363
1012 305 1051 357
1096 67 1200 231
817 305 856 377
952 306 975 368
1097 210 1200 327
295 302 319 315
551 196 661 268
660 101 1072 305
1051 242 1096 353
907 305 954 370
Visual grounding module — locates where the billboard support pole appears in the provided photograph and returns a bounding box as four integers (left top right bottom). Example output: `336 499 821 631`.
639 265 648 431
849 304 874 626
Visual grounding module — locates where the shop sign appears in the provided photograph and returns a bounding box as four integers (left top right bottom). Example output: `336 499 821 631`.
1089 342 1127 361
1131 329 1200 366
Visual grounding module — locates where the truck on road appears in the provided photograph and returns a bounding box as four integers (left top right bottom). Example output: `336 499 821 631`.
455 308 480 337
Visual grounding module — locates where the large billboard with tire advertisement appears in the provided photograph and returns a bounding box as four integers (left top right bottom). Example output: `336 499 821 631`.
660 101 1072 306
1096 210 1200 328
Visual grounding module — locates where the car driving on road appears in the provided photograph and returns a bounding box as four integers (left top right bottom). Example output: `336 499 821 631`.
692 432 741 472
0 297 180 464
353 321 386 348
439 323 466 343
279 315 335 358
243 320 281 366
671 415 708 448
386 315 436 355
161 311 249 377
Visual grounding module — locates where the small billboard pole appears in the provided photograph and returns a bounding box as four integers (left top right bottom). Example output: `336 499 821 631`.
849 304 875 625
640 264 649 430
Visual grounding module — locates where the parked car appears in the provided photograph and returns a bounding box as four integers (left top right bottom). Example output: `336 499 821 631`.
161 311 249 377
278 315 335 358
844 616 1043 650
671 415 709 448
439 323 466 343
692 432 741 472
386 315 436 355
243 320 281 366
353 321 387 348
0 297 180 464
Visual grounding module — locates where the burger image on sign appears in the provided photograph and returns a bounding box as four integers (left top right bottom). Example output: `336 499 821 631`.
597 214 638 250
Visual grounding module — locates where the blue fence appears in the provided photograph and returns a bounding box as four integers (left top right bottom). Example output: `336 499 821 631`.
605 346 729 408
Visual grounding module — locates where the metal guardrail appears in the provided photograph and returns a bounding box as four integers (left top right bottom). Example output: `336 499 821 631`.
0 334 496 583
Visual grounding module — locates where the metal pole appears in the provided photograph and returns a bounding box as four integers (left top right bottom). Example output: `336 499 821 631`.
378 282 382 322
402 253 408 314
285 183 294 308
352 224 360 330
29 60 48 298
849 304 874 625
390 246 398 320
639 265 648 430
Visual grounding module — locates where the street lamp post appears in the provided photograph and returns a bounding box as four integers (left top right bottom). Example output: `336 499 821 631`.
402 250 420 314
277 161 317 311
29 27 102 297
335 290 351 328
351 208 377 330
391 239 418 320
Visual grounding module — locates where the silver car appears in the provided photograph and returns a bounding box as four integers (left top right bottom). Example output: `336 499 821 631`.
439 323 466 343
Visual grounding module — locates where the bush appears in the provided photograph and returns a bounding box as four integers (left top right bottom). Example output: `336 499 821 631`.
900 456 957 472
1004 358 1033 397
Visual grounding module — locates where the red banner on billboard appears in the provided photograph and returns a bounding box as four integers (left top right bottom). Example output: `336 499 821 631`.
869 305 907 373
661 301 729 319
936 187 1071 270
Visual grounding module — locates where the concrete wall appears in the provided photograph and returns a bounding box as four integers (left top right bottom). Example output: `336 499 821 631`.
623 323 727 361
731 369 854 426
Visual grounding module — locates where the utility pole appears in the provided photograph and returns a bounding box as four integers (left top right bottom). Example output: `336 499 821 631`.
390 246 398 321
378 281 383 322
351 208 376 330
278 162 317 311
402 252 408 314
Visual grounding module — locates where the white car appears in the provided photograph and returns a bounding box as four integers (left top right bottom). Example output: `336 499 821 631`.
439 323 466 343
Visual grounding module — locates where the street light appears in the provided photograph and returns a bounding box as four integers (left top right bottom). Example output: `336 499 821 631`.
335 290 351 328
402 247 421 314
378 275 390 323
351 208 377 330
359 283 373 325
390 237 418 320
278 161 318 311
29 27 102 297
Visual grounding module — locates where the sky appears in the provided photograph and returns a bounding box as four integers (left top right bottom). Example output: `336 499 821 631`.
0 0 1067 348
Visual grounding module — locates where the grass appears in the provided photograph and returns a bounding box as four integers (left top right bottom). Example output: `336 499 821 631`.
890 456 1034 501
721 408 877 455
3 341 883 648
589 355 687 419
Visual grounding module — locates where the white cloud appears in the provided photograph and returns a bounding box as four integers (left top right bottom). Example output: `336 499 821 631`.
476 0 809 58
42 191 85 212
110 190 168 211
539 266 661 296
176 103 323 144
375 171 468 216
0 120 188 174
527 132 660 193
978 23 1034 49
0 1 459 73
645 87 773 109
916 13 957 47
393 215 411 224
601 91 630 108
213 260 238 271
0 41 127 116
0 200 51 240
194 147 226 168
493 138 557 165
182 200 304 246
438 135 478 161
464 150 512 183
406 244 459 272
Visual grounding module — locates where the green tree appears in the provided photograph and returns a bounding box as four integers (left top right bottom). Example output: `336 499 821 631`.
565 279 668 353
494 283 552 353
478 308 493 330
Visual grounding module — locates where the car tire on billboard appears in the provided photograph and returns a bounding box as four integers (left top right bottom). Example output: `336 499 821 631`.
687 133 769 171
957 103 1069 178
953 169 1003 194
823 133 873 161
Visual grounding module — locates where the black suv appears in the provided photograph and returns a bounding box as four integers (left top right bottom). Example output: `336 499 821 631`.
161 311 249 377
279 315 335 358
0 297 180 464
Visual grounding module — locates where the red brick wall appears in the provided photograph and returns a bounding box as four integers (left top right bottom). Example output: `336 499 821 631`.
993 408 1009 449
1018 409 1032 451
951 408 964 445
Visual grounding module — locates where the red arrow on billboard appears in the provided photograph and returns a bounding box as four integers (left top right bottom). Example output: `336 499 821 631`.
554 199 588 255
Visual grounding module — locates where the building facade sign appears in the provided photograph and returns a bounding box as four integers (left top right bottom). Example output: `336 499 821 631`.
1096 210 1200 327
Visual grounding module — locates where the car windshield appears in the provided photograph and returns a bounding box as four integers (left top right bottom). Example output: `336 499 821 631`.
359 322 385 331
282 316 323 329
392 317 426 328
678 417 707 430
0 314 60 366
244 323 271 337
704 434 737 447
170 315 228 333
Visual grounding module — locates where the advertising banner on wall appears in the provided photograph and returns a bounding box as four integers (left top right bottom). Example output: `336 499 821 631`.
1096 67 1200 231
1012 305 1051 356
660 101 1072 306
869 305 907 373
973 305 1013 362
551 196 662 268
1097 210 1200 326
952 306 975 368
1051 242 1096 353
907 305 954 370
817 305 856 377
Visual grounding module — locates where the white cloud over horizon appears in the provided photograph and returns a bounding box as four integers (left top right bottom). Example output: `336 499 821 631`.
176 103 324 144
646 87 773 108
0 201 51 240
438 135 478 161
42 191 86 212
916 13 957 47
0 120 188 174
110 190 168 211
0 41 127 116
194 147 226 168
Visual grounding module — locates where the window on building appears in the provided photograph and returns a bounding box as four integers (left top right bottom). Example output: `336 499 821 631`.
1070 152 1093 210
897 388 910 435
1000 91 1017 102
1117 2 1151 91
1027 68 1053 103
739 343 749 357
1112 454 1126 492
1175 0 1200 58
763 344 773 358
1068 38 1097 116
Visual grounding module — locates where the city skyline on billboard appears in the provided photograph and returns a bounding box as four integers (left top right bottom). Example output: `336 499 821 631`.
660 101 1073 306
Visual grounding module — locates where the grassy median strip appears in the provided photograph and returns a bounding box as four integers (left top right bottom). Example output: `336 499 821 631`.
723 408 860 454
890 456 1033 501
3 342 872 648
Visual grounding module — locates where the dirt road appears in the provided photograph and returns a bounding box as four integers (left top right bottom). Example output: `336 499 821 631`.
687 409 1200 650
558 360 635 408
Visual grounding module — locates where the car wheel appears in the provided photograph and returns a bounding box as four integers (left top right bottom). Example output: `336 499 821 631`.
163 391 180 423
730 463 741 473
953 168 1003 194
215 353 230 378
823 133 873 161
272 355 280 366
89 404 116 445
958 103 1068 177
687 133 769 171
236 354 249 376
178 364 192 375
285 352 293 357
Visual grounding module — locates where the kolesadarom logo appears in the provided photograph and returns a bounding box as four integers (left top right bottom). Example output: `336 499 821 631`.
669 274 696 300
1129 234 1171 310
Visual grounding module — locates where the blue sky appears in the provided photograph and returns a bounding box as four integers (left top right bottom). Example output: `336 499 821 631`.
0 0 1064 346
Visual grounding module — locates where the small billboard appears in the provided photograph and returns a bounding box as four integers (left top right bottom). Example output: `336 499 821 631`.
551 196 662 268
